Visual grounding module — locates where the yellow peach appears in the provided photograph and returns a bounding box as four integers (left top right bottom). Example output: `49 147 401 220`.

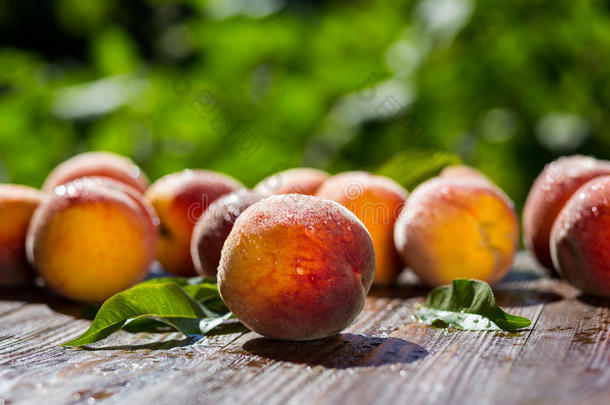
316 171 408 285
254 168 330 196
394 177 518 286
43 151 149 194
0 185 45 286
27 179 157 302
440 165 493 184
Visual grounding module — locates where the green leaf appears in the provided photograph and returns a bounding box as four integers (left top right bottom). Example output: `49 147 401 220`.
140 276 224 315
62 278 235 347
199 313 234 334
62 282 205 346
377 149 461 191
415 279 532 331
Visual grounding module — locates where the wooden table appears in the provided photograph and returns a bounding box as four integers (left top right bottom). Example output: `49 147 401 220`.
1 253 609 405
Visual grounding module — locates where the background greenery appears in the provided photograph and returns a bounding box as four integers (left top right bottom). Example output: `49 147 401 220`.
2 0 610 212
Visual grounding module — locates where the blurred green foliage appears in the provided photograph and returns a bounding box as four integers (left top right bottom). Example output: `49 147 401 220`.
1 0 610 211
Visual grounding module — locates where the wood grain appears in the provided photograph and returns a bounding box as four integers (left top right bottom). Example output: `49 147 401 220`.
0 253 609 405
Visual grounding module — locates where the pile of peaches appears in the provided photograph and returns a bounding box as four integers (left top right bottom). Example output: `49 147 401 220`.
0 152 609 340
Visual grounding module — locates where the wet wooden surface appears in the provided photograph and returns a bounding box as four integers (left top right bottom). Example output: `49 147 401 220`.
0 253 609 405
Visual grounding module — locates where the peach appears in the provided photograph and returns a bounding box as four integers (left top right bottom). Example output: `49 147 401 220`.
68 177 159 227
191 189 263 277
394 177 519 286
27 178 157 302
218 194 375 341
316 171 408 285
0 185 45 286
145 170 243 276
550 176 610 297
440 165 492 184
43 151 149 194
254 168 330 196
523 155 610 271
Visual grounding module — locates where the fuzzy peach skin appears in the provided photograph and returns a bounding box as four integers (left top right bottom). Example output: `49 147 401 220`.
218 194 375 341
316 171 408 286
43 151 149 194
145 170 243 276
440 165 492 184
254 168 330 196
0 185 45 286
394 177 519 286
191 189 263 277
73 177 159 227
27 179 157 303
550 176 610 297
523 155 610 272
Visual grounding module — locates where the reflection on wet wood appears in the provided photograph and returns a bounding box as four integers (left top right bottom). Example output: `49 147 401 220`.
0 253 609 405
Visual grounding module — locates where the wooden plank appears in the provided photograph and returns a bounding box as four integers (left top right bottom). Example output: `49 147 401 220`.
495 287 610 404
0 291 247 404
119 279 545 405
0 253 608 405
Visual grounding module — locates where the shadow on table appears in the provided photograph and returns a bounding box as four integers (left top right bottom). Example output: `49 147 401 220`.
0 286 94 319
577 294 610 308
76 337 201 351
493 288 563 307
241 333 427 369
68 320 248 351
368 283 430 299
0 285 52 304
368 263 548 301
368 275 562 308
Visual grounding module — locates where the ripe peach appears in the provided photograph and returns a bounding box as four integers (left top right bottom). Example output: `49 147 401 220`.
43 151 149 194
551 176 610 297
0 185 45 286
79 176 158 219
27 179 157 302
316 171 408 285
440 165 492 184
191 189 263 277
218 194 375 341
254 168 330 196
145 170 243 276
523 156 610 271
394 177 519 286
